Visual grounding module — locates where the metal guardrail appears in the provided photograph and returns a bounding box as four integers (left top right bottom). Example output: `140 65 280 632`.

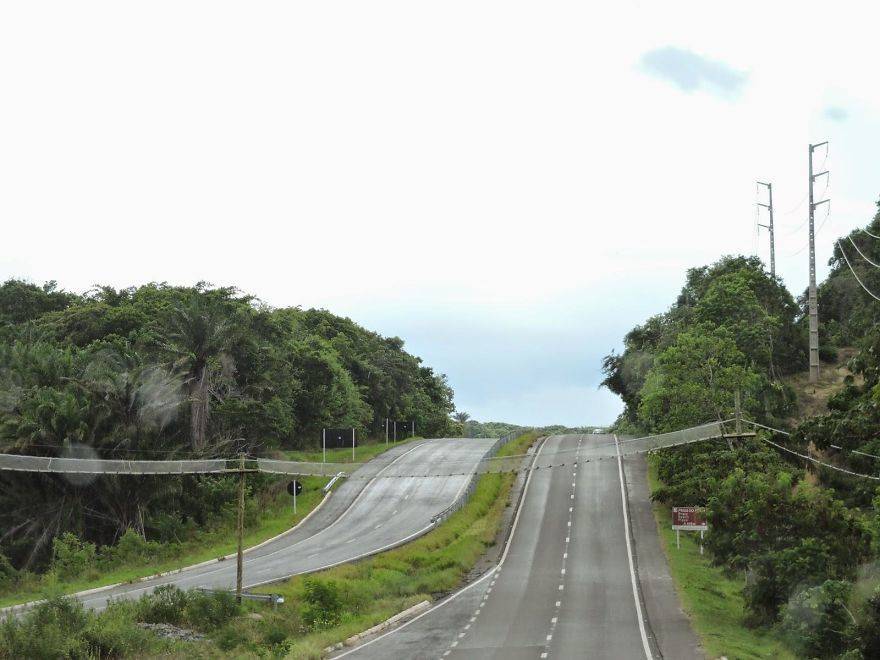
196 588 284 608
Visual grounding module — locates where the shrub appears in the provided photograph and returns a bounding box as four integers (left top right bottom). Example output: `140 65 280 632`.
0 595 90 658
184 590 240 629
82 603 155 657
101 528 165 567
136 584 190 625
855 586 880 659
301 579 343 630
780 580 855 658
0 553 17 588
50 532 97 581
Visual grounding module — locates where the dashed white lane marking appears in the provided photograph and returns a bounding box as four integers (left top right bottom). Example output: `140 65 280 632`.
555 600 561 607
561 568 566 575
567 521 571 527
563 553 568 559
546 634 553 642
444 651 451 657
541 654 548 659
558 584 564 591
551 617 558 624
566 537 570 543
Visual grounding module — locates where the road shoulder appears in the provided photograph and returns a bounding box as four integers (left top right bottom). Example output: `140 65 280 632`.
624 454 705 660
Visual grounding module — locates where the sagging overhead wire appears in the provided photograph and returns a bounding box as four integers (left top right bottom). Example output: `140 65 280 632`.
861 228 880 240
836 240 880 302
742 419 880 481
847 236 880 269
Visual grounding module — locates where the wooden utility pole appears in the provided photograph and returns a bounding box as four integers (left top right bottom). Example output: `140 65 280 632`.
757 181 775 278
808 142 829 384
236 452 245 605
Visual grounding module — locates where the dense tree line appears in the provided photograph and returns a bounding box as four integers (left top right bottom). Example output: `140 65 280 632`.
604 204 880 656
0 280 454 570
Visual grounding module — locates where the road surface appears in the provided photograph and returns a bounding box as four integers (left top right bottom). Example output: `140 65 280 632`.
26 437 496 613
339 434 702 659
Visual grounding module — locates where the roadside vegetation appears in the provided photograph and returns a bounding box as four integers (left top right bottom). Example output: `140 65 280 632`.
0 475 328 608
284 435 422 464
0 280 456 604
0 431 539 658
606 198 880 657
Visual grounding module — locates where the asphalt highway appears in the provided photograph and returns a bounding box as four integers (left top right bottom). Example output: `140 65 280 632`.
40 437 496 612
340 434 703 660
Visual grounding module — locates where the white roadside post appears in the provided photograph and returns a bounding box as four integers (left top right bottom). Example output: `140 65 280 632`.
352 427 356 462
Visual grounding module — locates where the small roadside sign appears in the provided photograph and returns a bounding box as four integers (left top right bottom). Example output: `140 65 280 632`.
672 506 708 554
672 506 707 531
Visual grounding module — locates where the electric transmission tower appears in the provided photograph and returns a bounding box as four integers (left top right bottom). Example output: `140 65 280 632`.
757 181 775 278
808 141 829 384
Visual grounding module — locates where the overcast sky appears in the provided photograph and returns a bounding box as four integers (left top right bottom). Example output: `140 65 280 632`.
2 2 879 427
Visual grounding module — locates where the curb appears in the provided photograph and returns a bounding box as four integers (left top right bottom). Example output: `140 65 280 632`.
324 600 431 654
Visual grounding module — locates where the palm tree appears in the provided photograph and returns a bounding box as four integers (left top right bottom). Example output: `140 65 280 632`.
164 296 236 451
452 411 470 437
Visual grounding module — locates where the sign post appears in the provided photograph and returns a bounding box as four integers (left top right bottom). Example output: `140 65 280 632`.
672 507 708 555
322 428 326 464
287 480 302 515
352 427 356 462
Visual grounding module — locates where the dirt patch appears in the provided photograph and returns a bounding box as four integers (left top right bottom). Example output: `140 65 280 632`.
785 347 862 422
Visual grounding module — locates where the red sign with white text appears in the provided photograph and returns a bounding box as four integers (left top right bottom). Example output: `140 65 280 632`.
672 507 708 531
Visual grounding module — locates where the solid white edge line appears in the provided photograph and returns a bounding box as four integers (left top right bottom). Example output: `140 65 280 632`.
615 434 653 660
332 435 551 658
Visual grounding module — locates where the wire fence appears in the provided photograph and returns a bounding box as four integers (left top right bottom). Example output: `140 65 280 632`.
0 423 734 480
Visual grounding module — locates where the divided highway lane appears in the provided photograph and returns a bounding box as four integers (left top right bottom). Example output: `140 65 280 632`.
64 437 496 612
341 434 702 660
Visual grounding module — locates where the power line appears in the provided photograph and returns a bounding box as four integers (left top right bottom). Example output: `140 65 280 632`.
861 228 880 240
847 236 880 269
742 420 880 481
837 240 880 302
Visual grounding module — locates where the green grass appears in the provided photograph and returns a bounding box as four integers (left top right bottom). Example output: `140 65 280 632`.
0 475 330 609
285 436 423 464
234 432 542 659
646 458 794 660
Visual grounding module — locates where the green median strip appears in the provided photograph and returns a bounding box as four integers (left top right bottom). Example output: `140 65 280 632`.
646 457 794 660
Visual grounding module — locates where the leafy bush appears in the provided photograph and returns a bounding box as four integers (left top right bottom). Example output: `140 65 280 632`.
0 552 17 588
0 596 90 658
780 580 854 658
50 532 97 581
82 602 154 658
301 578 343 630
100 528 167 568
184 590 240 629
135 584 190 625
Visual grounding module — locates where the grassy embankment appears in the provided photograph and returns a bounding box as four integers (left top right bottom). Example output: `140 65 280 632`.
646 458 794 660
